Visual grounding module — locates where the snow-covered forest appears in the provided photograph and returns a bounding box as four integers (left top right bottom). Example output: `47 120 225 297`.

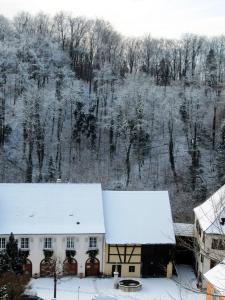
0 12 225 220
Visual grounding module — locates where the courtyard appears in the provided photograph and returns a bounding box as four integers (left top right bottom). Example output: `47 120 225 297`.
27 265 206 300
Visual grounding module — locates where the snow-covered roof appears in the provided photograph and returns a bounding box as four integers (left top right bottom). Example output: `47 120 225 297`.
204 260 225 295
0 183 105 235
173 223 194 237
103 191 175 245
194 184 225 234
94 296 117 300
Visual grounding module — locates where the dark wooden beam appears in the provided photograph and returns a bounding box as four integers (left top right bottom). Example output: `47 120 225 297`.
108 244 110 263
128 245 136 263
116 244 122 263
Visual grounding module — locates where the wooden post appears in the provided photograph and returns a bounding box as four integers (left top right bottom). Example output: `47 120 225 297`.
78 286 80 300
53 271 57 299
166 262 173 278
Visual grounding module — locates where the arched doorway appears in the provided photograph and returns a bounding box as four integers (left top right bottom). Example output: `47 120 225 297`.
40 258 55 277
63 258 78 276
85 258 100 276
23 259 32 276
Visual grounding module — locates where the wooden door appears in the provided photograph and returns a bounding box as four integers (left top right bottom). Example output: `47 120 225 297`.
63 258 78 276
85 258 100 276
23 259 32 276
40 259 55 277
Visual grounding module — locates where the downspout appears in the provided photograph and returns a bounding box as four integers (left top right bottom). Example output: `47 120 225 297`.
102 234 105 274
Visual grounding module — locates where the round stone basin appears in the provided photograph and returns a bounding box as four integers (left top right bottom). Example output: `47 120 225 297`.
118 279 142 292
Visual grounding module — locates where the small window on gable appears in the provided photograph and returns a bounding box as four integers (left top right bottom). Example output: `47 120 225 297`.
129 266 135 272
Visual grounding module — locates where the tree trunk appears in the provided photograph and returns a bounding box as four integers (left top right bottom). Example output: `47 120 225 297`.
125 141 132 187
168 120 177 179
212 105 217 150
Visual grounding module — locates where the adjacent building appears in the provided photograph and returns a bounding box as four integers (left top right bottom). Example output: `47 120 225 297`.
173 223 194 265
204 260 225 300
103 191 175 278
194 184 225 286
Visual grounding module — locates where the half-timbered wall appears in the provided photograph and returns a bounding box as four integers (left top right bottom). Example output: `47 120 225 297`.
105 244 141 277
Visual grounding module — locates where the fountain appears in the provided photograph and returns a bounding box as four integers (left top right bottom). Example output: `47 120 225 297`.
118 279 142 292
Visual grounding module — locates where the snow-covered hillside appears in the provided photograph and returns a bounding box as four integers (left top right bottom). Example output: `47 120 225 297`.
0 12 225 220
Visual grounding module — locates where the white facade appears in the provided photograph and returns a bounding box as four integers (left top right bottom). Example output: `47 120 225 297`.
194 215 225 287
194 184 225 285
0 183 106 277
0 233 105 276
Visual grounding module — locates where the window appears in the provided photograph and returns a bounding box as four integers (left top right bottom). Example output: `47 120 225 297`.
66 237 75 249
129 266 135 273
212 239 225 250
200 254 204 263
0 238 6 249
89 237 97 248
202 233 205 243
210 259 217 269
21 238 29 249
112 265 121 277
44 238 52 249
196 220 202 237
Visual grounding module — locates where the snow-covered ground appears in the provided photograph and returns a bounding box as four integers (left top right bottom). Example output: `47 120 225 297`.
27 265 206 300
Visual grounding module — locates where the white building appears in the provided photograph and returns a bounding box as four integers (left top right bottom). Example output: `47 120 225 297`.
204 259 225 299
194 184 225 285
0 183 105 277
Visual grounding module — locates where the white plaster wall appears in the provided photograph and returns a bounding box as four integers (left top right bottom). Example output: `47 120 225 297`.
194 217 225 287
1 234 104 276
